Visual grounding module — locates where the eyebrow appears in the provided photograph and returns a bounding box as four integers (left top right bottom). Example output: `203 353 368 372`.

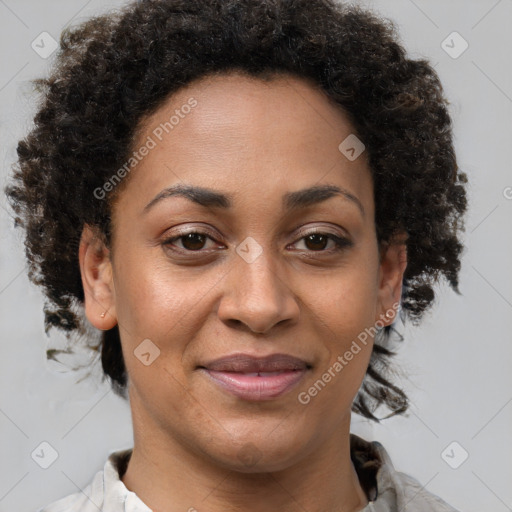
142 183 365 217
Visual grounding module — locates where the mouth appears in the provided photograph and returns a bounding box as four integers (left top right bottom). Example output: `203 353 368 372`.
198 353 312 401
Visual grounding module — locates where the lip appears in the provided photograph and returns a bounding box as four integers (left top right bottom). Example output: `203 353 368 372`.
198 353 311 401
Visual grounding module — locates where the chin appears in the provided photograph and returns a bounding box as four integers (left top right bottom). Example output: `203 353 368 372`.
203 433 306 474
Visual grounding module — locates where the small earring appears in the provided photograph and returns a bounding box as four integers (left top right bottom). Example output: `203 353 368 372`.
100 312 106 318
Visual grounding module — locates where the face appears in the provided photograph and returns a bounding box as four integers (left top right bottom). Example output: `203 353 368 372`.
80 71 406 472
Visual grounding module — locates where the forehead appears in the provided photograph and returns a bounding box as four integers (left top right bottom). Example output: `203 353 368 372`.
117 71 373 217
138 70 359 153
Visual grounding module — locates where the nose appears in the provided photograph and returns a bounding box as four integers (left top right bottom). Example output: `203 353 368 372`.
216 245 300 334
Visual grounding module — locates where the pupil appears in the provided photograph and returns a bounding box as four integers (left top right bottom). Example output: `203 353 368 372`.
180 234 329 251
183 233 205 250
306 234 327 251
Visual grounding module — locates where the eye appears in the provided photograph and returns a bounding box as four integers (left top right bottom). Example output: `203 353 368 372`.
290 231 353 253
162 230 221 252
161 228 352 255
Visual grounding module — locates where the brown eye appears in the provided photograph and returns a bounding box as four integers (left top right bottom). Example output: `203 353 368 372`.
180 232 207 251
162 230 218 252
292 231 352 253
304 233 329 251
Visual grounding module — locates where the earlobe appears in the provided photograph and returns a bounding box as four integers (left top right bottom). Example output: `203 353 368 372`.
375 232 408 326
79 223 117 330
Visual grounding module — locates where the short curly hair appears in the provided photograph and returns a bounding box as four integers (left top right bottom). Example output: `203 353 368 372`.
4 0 467 421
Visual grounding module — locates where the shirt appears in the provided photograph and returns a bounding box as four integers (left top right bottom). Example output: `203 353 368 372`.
37 434 460 512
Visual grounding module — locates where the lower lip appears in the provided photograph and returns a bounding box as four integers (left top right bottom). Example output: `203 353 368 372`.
202 369 307 401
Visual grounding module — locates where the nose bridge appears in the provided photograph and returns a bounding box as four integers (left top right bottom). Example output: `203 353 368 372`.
241 245 282 300
217 238 299 333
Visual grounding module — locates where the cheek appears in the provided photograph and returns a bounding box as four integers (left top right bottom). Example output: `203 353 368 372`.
312 259 379 339
113 252 201 336
112 255 220 377
307 256 379 387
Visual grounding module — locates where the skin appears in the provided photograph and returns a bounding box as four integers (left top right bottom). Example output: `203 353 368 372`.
79 71 407 512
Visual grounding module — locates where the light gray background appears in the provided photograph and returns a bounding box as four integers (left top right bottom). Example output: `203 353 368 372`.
1 1 511 511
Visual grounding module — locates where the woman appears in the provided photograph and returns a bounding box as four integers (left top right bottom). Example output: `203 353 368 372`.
5 0 467 510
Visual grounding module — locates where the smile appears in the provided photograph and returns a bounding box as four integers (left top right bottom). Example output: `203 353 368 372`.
198 352 311 401
201 368 308 401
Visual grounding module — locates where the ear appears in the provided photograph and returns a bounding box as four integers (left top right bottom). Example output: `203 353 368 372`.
375 231 408 327
79 223 117 330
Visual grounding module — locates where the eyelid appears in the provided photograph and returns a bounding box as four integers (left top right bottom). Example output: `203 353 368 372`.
170 226 218 239
161 224 352 256
162 224 349 243
289 227 353 253
293 224 349 240
162 226 224 250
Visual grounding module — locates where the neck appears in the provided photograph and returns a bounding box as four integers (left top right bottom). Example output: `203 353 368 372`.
121 401 368 512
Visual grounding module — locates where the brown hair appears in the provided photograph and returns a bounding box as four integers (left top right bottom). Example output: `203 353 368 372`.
4 0 467 421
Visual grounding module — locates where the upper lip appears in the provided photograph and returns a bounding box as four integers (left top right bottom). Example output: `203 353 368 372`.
200 353 311 372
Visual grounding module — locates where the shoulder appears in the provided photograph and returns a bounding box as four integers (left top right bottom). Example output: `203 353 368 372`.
35 449 144 512
372 439 460 511
350 434 461 512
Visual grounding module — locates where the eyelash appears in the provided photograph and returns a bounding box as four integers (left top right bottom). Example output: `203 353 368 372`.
161 229 353 255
